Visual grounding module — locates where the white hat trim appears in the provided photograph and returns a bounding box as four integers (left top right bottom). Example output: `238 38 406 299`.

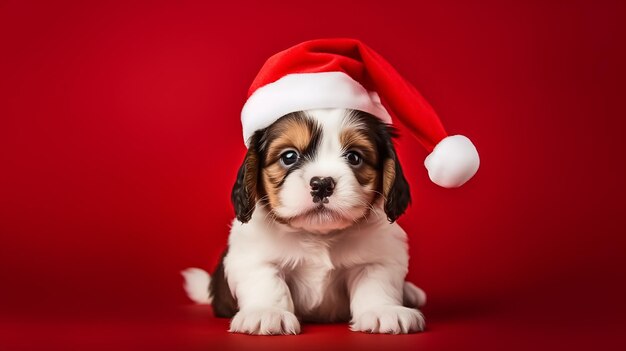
241 71 392 146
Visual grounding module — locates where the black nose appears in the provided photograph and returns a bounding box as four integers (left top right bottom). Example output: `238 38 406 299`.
310 176 335 203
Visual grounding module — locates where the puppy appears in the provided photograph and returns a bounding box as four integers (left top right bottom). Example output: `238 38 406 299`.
182 37 480 336
183 108 427 335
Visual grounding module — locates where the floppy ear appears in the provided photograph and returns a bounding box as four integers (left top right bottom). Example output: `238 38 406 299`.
231 133 262 223
381 129 411 223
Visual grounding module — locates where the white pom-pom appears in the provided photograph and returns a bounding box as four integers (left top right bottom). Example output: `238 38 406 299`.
424 135 480 188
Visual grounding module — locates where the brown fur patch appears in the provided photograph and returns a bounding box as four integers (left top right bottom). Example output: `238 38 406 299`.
266 118 313 160
260 112 319 210
382 158 396 197
263 162 287 209
339 128 378 164
353 164 378 189
340 122 379 189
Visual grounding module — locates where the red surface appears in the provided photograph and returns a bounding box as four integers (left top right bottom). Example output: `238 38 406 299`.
1 1 625 350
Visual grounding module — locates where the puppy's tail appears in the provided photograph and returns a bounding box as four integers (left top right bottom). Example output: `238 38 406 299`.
181 267 212 304
403 281 427 308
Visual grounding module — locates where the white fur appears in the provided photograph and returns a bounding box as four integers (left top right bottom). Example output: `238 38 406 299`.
183 109 426 335
223 202 425 335
241 72 392 145
181 267 212 304
229 307 300 335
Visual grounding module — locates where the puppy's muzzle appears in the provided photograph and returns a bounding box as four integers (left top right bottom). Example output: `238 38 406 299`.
310 176 335 204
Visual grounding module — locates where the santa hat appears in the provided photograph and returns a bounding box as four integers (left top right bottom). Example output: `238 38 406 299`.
241 38 479 188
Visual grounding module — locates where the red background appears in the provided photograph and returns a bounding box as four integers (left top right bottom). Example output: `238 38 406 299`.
1 0 625 350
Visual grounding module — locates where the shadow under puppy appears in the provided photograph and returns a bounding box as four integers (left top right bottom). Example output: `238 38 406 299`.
182 39 479 335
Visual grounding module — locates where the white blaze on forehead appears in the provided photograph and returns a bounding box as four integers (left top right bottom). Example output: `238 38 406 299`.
310 108 346 163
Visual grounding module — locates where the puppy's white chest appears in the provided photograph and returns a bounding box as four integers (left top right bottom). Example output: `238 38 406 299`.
282 242 344 318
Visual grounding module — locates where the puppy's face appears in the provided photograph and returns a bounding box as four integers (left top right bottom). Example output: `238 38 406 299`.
232 109 410 234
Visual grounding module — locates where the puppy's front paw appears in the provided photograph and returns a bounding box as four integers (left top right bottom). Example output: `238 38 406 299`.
351 306 425 334
229 308 301 335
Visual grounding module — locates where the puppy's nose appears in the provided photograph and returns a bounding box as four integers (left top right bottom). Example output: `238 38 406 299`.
310 176 335 203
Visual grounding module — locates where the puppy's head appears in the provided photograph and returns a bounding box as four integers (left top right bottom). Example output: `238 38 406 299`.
232 109 410 233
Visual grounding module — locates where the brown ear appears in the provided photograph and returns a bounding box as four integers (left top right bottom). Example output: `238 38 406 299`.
381 129 411 222
231 132 262 223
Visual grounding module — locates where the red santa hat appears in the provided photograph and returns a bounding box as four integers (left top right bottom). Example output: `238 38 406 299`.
241 38 479 188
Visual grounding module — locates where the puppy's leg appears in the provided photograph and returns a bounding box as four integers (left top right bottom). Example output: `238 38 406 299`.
226 258 300 335
348 265 425 334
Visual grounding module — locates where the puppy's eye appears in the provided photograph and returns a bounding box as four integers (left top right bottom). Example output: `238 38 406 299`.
345 151 362 166
280 150 299 167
